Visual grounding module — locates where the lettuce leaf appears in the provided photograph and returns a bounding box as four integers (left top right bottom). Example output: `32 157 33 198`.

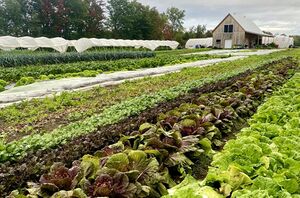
162 175 224 198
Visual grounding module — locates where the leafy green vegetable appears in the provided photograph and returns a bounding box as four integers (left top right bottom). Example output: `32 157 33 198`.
15 77 35 86
105 153 129 172
163 175 224 198
190 72 300 197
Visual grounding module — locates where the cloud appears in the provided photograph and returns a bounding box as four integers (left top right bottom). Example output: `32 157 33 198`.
137 0 300 35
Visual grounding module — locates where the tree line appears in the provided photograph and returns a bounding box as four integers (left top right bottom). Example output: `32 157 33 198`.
293 36 300 46
0 0 212 46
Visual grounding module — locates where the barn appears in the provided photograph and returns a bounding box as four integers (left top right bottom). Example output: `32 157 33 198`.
212 13 269 48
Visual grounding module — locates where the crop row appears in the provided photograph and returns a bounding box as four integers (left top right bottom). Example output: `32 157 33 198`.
165 72 300 198
0 51 155 68
0 53 283 143
0 54 221 84
7 57 299 197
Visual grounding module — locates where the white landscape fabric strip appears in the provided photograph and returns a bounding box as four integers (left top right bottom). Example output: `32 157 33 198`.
183 49 283 56
0 36 180 53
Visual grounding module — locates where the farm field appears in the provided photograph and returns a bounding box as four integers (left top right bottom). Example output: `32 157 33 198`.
0 48 299 197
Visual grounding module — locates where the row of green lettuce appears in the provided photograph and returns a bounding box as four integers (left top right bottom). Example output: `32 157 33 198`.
0 55 291 163
0 51 154 68
8 56 295 198
164 72 300 198
0 54 221 87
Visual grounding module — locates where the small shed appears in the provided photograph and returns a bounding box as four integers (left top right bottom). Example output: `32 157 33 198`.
212 13 269 48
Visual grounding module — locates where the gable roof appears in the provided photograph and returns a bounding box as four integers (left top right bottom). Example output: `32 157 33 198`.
213 13 266 36
231 13 263 35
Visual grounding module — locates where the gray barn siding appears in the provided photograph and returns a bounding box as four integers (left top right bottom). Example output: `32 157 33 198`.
212 15 246 48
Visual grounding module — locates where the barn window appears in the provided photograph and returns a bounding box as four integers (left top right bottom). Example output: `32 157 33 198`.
224 25 233 33
224 25 228 32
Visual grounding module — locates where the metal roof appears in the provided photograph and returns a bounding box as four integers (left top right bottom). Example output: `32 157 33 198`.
213 13 270 36
231 14 264 35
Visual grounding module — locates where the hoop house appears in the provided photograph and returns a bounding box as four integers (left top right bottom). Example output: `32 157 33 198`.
274 35 293 48
185 38 213 49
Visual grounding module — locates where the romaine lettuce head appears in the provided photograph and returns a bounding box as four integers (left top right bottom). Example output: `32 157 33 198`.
162 175 224 198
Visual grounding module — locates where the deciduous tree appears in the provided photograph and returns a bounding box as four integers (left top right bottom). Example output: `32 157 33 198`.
166 7 185 35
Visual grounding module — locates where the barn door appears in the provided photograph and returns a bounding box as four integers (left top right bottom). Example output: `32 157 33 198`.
225 40 232 49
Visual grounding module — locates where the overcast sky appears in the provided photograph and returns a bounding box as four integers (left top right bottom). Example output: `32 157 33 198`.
137 0 300 35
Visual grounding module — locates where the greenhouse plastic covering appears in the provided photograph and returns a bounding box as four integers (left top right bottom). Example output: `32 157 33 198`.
262 35 294 48
185 38 213 49
0 36 179 53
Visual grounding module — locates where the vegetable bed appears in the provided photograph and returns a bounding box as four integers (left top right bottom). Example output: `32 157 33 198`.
0 51 154 68
4 57 298 197
0 54 222 84
164 72 300 198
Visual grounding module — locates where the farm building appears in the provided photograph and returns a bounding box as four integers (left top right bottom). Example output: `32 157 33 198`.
212 13 270 48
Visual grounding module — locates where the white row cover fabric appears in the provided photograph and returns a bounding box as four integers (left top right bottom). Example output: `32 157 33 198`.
0 36 179 53
262 35 294 48
0 36 20 51
18 37 39 50
72 38 179 52
185 38 213 49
